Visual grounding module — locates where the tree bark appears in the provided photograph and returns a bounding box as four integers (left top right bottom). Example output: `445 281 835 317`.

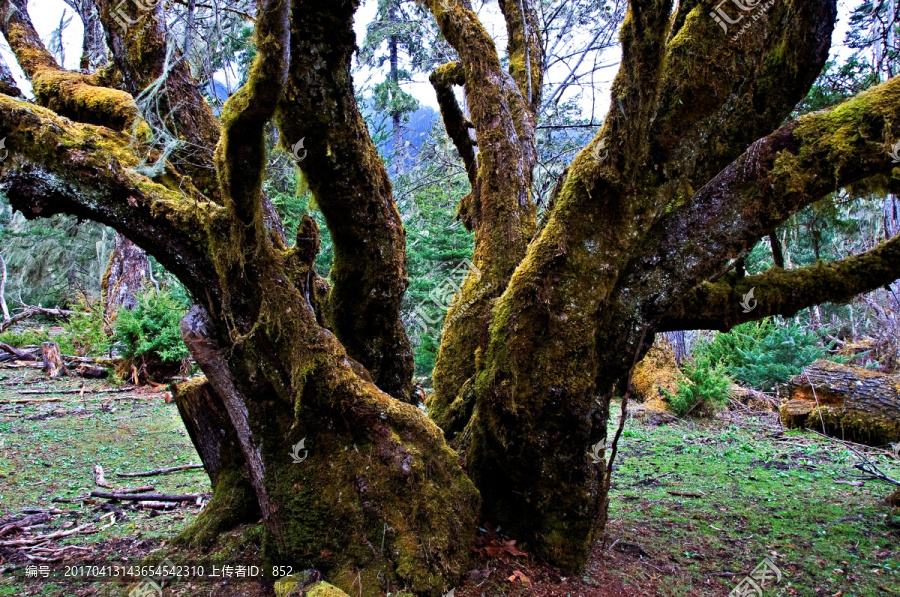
171 377 260 547
41 342 67 378
3 0 900 583
781 360 900 447
101 233 152 327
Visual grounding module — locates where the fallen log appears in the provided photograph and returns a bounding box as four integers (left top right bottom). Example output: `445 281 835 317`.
41 342 67 378
0 343 36 361
89 491 205 503
0 512 51 537
115 463 204 478
0 306 76 333
780 360 900 446
72 363 108 379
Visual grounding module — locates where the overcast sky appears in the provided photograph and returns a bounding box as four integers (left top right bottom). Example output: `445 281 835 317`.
2 0 857 118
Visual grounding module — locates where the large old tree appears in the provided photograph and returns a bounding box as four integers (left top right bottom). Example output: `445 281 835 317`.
1 0 899 593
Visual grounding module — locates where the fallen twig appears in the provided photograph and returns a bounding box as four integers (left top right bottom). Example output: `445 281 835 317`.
115 464 204 478
667 490 704 498
17 386 135 396
0 524 95 547
90 491 205 503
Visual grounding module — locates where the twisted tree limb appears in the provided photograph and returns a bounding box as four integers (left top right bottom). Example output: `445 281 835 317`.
276 0 413 400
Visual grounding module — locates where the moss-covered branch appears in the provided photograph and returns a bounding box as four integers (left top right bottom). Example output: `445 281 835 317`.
622 75 900 322
599 0 672 171
660 234 900 331
497 0 543 112
647 0 837 200
94 0 222 198
0 95 222 304
0 0 142 131
216 0 290 226
276 0 413 401
422 0 539 427
429 61 479 226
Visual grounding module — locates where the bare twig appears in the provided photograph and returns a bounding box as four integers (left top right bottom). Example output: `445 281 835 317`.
89 491 205 503
115 464 204 478
17 386 135 396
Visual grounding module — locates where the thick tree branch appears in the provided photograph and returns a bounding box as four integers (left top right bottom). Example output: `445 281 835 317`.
623 75 900 321
0 0 141 130
94 0 222 199
0 95 221 305
660 234 900 331
598 0 673 172
497 0 544 112
648 0 837 198
216 0 290 225
276 0 413 400
423 0 540 429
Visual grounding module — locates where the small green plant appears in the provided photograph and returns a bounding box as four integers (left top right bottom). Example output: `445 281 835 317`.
664 361 731 417
0 328 52 347
114 288 189 364
696 319 827 391
59 297 110 356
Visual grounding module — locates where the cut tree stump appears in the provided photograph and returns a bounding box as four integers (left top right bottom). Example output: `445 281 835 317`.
40 342 67 378
780 360 900 446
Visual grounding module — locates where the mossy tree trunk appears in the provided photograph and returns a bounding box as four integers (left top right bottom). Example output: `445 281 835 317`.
421 0 900 572
2 0 900 585
0 0 473 593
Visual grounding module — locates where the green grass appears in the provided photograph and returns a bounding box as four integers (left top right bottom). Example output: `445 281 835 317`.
605 405 900 596
0 370 898 596
0 368 208 596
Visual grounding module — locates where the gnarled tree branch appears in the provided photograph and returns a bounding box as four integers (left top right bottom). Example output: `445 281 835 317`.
0 95 221 304
216 0 290 225
623 75 900 322
0 0 141 130
660 233 900 331
429 61 479 224
276 0 413 400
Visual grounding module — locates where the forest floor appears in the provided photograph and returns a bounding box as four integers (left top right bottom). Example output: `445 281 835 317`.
0 367 897 596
